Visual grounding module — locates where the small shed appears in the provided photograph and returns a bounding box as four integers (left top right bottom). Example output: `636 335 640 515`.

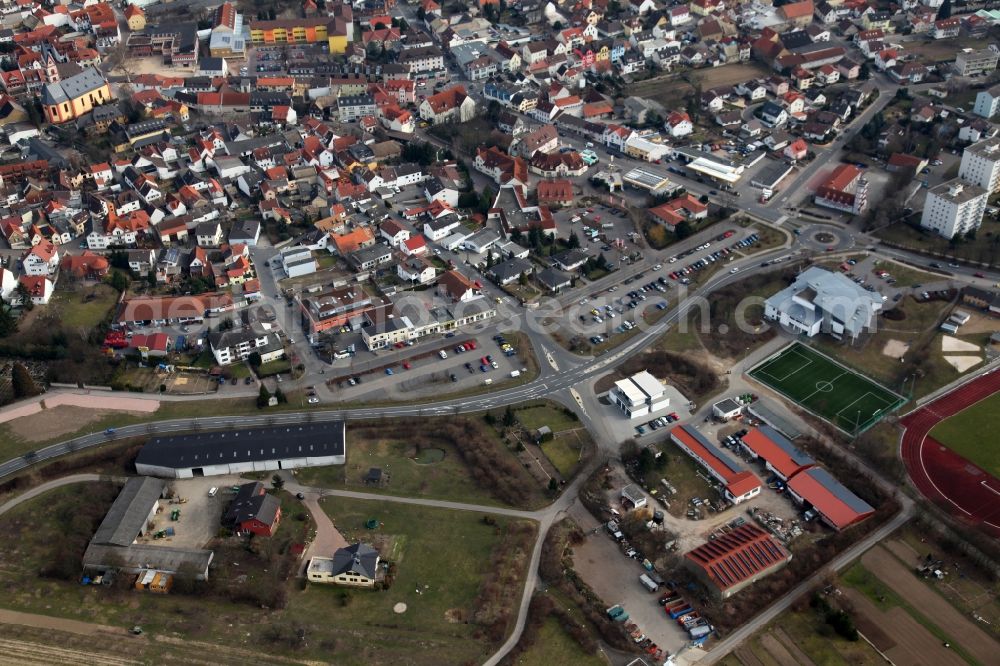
534 426 553 443
621 484 647 510
364 467 384 486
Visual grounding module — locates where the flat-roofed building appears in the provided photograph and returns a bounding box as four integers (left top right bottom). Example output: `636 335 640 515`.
610 370 669 418
954 48 999 77
920 178 988 239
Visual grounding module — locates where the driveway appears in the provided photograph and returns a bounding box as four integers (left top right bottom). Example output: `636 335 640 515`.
279 477 348 575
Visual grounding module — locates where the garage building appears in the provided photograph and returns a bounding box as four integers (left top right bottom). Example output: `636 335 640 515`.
712 397 743 420
669 425 761 504
786 466 875 530
738 426 815 481
135 422 346 478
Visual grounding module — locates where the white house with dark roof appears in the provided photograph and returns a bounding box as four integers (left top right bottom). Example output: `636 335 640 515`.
307 543 381 587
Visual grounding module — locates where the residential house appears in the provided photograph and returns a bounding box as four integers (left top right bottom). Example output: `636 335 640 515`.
307 543 380 587
21 241 59 276
223 482 282 537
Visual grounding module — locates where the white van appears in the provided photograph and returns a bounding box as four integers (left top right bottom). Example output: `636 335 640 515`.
208 487 218 497
509 370 521 378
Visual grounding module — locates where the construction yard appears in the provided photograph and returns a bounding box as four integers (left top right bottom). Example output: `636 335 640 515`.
627 63 771 108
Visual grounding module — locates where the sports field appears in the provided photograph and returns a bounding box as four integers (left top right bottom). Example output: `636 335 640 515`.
929 391 1000 478
749 343 906 434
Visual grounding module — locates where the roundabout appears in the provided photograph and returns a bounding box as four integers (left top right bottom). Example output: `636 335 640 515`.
796 224 854 252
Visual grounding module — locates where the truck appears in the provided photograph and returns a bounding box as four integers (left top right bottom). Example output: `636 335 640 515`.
689 624 712 639
669 605 693 619
639 574 658 593
606 605 629 622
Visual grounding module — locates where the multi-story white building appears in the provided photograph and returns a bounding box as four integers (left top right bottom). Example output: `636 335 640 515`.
959 138 1000 192
954 48 999 77
208 327 285 366
609 370 669 419
973 83 1000 119
920 179 988 239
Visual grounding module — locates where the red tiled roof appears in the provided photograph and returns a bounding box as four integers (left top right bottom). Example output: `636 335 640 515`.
822 163 861 192
787 467 875 530
780 0 814 19
740 427 814 480
670 425 762 496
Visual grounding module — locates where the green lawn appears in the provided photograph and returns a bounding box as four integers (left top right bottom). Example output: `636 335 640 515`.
542 433 586 477
749 343 905 434
49 284 118 330
874 261 938 288
256 358 291 377
294 421 508 506
515 618 606 666
310 496 535 664
929 391 1000 478
515 403 580 433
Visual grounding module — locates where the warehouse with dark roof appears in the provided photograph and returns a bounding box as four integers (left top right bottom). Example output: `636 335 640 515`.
786 467 875 530
684 524 792 599
135 422 346 478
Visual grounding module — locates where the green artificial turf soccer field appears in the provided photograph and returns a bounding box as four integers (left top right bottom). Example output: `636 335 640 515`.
749 342 904 434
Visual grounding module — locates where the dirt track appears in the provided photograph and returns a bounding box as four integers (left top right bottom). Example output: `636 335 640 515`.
862 546 999 663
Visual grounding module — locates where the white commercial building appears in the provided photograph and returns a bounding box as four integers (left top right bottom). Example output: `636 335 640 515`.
958 138 1000 193
764 266 883 341
280 246 317 278
609 370 669 418
920 179 988 239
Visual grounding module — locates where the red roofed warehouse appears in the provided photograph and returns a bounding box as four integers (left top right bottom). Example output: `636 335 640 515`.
684 524 792 599
738 426 815 481
786 467 875 530
670 425 762 503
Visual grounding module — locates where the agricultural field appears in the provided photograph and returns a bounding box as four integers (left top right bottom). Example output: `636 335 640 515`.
929 391 1000 479
841 542 1000 666
749 343 906 434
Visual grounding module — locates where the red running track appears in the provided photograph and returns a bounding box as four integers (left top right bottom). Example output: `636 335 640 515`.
899 369 1000 538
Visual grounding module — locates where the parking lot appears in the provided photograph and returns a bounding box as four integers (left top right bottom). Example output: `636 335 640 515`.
665 229 759 284
331 334 528 400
